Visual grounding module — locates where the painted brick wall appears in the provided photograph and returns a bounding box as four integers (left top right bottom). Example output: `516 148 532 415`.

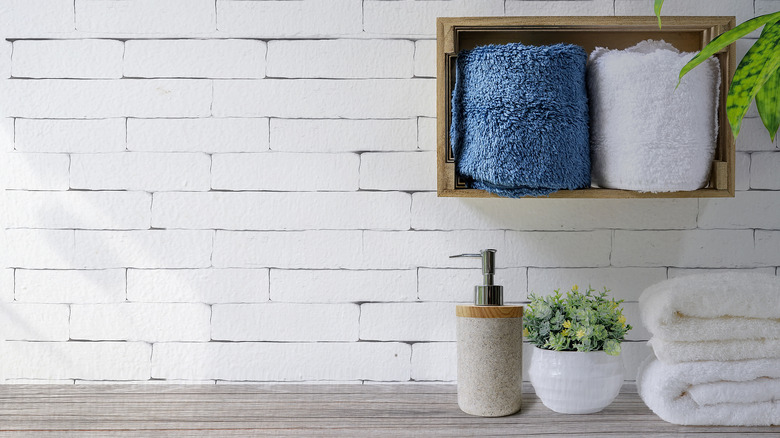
1 0 779 384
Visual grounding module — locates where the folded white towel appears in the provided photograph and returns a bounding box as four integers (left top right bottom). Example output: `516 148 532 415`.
649 336 780 363
639 272 780 342
637 356 780 426
587 39 720 192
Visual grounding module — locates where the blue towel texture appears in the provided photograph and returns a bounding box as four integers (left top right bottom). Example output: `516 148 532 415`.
450 42 591 197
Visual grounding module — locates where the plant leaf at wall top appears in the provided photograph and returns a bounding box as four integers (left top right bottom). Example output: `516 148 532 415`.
756 60 780 142
726 21 780 139
654 0 665 28
656 4 780 141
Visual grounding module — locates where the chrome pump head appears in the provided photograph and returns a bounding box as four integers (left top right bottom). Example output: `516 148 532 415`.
449 249 503 306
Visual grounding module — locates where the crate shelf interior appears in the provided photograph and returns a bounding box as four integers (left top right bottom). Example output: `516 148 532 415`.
436 16 736 199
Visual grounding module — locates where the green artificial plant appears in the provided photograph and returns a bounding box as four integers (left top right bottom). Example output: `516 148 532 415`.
655 0 780 141
523 285 632 356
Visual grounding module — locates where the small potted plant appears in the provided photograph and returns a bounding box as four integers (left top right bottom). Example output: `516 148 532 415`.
524 285 632 414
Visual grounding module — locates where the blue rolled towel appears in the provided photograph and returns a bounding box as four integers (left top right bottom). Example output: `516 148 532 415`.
450 42 591 197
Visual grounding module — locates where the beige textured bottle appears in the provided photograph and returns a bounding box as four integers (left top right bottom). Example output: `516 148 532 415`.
451 249 523 417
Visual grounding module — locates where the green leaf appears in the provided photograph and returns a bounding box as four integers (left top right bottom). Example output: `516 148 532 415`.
726 21 780 138
654 0 665 29
756 61 780 142
679 11 780 84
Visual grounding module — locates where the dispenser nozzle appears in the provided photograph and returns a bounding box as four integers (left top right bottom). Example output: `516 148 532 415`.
450 249 503 306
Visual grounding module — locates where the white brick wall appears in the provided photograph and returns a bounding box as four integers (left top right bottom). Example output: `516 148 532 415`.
71 153 211 191
211 153 359 191
0 79 212 118
124 40 266 79
127 118 269 153
15 269 126 303
16 119 126 153
127 269 269 303
211 303 359 341
270 119 417 152
12 39 123 78
2 1 779 385
267 40 414 79
70 303 211 342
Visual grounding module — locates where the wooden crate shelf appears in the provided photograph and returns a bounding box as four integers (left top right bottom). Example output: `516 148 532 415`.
437 16 736 198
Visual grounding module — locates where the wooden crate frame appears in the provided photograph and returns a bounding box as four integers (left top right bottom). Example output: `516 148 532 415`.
437 16 736 198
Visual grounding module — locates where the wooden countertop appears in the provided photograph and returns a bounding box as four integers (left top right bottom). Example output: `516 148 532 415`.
0 384 776 436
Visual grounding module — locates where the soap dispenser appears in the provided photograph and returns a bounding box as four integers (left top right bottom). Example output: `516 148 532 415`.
451 249 523 417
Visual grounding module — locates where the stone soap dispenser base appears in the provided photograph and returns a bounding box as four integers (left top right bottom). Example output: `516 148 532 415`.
451 249 523 417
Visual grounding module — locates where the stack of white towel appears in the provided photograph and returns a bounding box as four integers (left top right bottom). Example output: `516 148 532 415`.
636 272 780 426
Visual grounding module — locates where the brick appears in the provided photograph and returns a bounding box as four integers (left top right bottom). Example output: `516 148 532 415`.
127 269 268 303
6 229 76 269
213 231 362 269
152 342 411 381
5 191 151 229
0 40 11 78
616 0 754 30
0 269 13 302
411 342 455 381
271 269 417 303
212 79 435 118
212 303 359 341
76 0 215 35
70 152 210 191
669 267 776 278
13 40 123 78
0 118 13 151
699 191 780 229
360 302 454 341
217 0 362 38
0 303 69 341
0 341 151 380
271 119 417 153
15 269 126 303
411 193 698 230
417 268 527 303
750 152 780 189
267 40 413 78
361 231 505 269
15 119 126 153
612 230 756 268
527 268 667 302
506 0 615 15
417 117 436 151
0 79 212 118
211 153 359 191
124 40 265 79
737 117 777 151
360 151 436 191
0 0 74 36
5 153 69 190
735 152 750 191
127 118 267 153
414 40 436 78
74 230 213 269
622 302 650 341
152 192 410 230
70 303 210 342
504 231 612 267
621 342 654 381
756 231 780 266
364 0 504 35
757 1 780 15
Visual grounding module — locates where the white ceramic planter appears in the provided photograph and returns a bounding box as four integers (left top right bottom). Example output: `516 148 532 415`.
528 346 623 414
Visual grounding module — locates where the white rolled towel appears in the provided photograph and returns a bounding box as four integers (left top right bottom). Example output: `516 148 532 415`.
639 272 780 342
637 356 780 426
587 39 720 192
